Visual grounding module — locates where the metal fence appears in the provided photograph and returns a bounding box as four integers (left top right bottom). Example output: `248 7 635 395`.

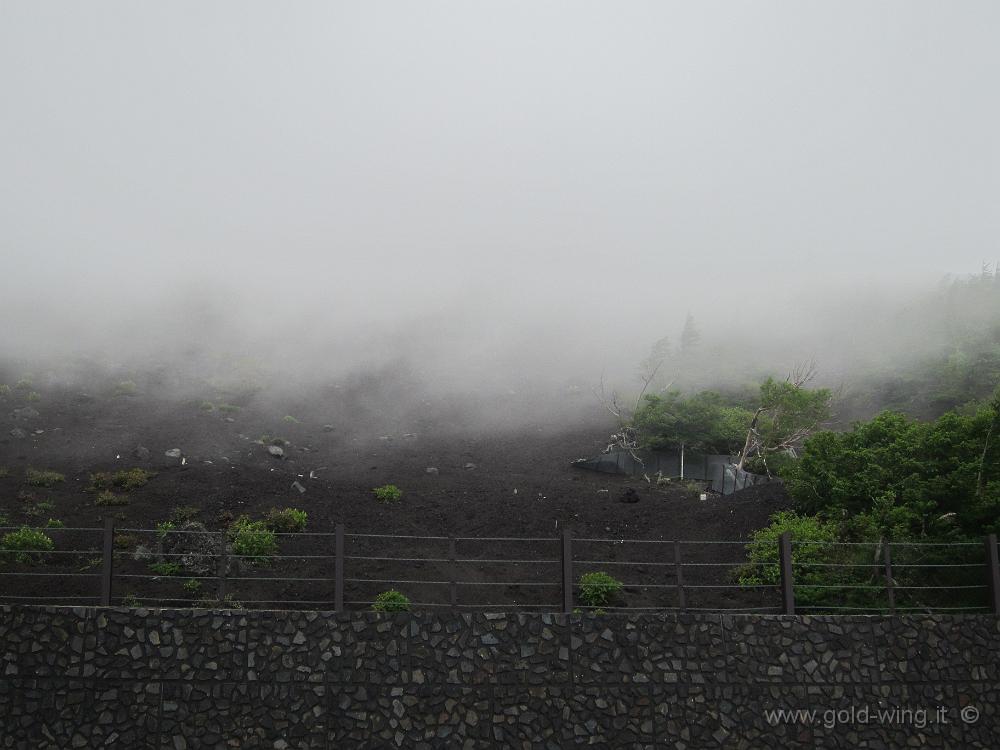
0 523 998 615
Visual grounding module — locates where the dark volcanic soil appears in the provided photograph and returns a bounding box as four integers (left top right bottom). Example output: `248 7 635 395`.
0 370 791 611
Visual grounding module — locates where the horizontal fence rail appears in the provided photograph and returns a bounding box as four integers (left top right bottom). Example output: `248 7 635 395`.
0 524 997 615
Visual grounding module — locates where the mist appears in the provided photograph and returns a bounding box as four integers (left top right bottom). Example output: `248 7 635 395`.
2 2 998 414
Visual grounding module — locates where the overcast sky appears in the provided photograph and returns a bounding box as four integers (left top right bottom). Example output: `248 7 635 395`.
1 2 997 378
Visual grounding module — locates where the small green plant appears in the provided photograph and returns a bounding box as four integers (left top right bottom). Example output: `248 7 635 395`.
0 513 8 526
265 507 307 533
26 391 41 403
217 403 241 413
373 484 403 503
282 415 300 424
229 517 278 565
182 578 202 595
372 589 411 612
95 490 129 506
44 518 64 528
89 468 154 491
23 500 55 518
156 520 176 540
0 466 9 478
171 506 199 523
198 401 215 411
15 378 32 391
25 468 65 487
1 527 55 564
122 592 141 607
114 380 138 396
115 534 138 550
578 571 623 608
0 384 10 397
149 561 184 576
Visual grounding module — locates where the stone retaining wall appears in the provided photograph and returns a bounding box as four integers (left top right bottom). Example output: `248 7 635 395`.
1 606 998 748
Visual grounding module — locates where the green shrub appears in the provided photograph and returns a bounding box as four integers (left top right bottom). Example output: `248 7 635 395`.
183 578 202 595
372 589 411 612
25 468 64 487
114 380 137 396
283 415 300 424
171 506 199 523
26 391 41 403
14 378 32 391
1 527 55 563
89 468 154 491
156 520 176 540
198 401 215 411
23 500 55 517
149 561 183 576
217 403 241 413
229 517 278 565
122 592 141 607
44 518 64 528
578 571 623 608
0 466 8 478
265 507 307 533
95 490 129 506
373 484 403 503
0 384 10 397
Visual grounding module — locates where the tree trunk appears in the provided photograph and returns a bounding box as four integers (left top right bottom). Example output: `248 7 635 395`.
680 443 685 480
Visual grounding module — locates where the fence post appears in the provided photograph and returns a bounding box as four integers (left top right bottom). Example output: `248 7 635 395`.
674 540 686 612
883 543 896 614
217 532 229 604
100 517 115 606
561 528 573 613
448 537 458 610
334 524 345 612
987 534 1000 615
778 531 794 615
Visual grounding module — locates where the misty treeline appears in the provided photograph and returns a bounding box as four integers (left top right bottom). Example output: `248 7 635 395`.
625 269 1000 611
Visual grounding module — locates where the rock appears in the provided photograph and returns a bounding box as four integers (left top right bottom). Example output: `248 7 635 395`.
267 445 285 458
9 428 26 439
133 446 151 460
425 467 439 475
620 487 640 504
12 406 39 420
463 462 476 470
165 448 182 459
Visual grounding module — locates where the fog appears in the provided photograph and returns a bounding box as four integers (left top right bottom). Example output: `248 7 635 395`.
2 2 998 405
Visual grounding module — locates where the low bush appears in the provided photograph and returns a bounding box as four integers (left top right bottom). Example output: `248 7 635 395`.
1 526 55 564
183 578 202 595
0 384 10 397
265 507 307 533
14 378 32 391
26 391 41 403
89 468 154 491
44 518 64 528
95 490 129 506
171 506 199 523
25 468 65 487
373 484 403 503
229 517 278 565
283 415 300 424
578 571 623 608
149 561 184 576
372 589 411 612
156 520 176 540
198 401 215 411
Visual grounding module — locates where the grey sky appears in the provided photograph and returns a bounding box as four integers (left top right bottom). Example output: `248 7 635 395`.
1 2 998 378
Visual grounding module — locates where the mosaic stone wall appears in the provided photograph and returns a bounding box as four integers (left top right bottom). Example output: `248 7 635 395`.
1 606 998 748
